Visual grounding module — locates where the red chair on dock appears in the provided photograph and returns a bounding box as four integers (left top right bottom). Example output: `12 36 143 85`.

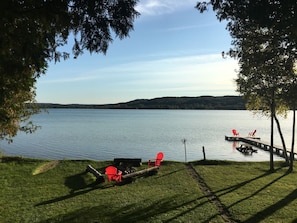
148 152 164 167
105 166 122 182
232 129 239 136
249 130 256 137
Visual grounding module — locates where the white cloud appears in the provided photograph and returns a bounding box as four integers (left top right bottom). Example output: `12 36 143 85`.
37 53 238 104
39 53 238 85
163 24 214 32
38 75 99 84
94 54 238 98
136 0 197 16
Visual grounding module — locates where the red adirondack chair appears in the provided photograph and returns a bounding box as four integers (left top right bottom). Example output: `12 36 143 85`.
249 129 257 137
105 166 122 182
148 152 164 167
232 129 239 136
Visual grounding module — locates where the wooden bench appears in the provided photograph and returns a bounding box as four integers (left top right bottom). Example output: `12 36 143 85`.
113 158 142 167
122 166 159 179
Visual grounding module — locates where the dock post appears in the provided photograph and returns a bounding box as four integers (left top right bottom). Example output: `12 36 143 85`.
202 146 206 160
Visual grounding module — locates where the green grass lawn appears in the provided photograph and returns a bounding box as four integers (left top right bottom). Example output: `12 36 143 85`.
0 157 221 223
1 157 297 223
192 160 297 223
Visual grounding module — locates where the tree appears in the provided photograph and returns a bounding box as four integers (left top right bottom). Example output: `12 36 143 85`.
237 25 296 170
236 26 295 171
282 70 297 171
0 0 140 141
196 0 297 171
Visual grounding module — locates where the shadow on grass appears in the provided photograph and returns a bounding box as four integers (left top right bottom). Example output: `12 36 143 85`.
212 169 280 199
35 166 152 207
190 160 234 166
192 161 286 200
228 170 288 208
64 168 108 192
37 194 215 223
35 171 107 206
243 188 297 223
154 167 185 179
1 156 40 163
35 186 99 207
191 161 291 222
36 164 218 223
205 171 290 223
64 171 92 192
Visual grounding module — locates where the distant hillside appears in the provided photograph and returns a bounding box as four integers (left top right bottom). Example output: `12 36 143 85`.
38 96 246 110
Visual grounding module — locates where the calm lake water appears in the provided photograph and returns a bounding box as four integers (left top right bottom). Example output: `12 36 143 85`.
0 109 293 162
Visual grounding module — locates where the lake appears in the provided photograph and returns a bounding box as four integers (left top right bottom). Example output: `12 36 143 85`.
0 109 293 162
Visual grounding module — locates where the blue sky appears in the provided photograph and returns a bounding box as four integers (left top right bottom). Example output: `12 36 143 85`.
36 0 239 104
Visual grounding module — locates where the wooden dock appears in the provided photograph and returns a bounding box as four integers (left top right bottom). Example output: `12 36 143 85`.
225 136 297 159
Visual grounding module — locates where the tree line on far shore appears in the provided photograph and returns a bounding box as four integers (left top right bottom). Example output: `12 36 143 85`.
37 96 246 110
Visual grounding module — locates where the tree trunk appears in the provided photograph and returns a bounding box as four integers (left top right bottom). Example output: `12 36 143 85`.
270 94 275 172
289 109 296 172
274 114 289 164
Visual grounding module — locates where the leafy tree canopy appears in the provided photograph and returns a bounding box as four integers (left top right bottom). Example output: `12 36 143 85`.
196 0 297 170
0 0 139 141
196 0 297 108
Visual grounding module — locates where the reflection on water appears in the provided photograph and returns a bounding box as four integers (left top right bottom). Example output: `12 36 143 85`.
0 109 291 162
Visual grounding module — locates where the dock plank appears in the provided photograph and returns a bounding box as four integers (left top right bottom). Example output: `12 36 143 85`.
225 136 296 159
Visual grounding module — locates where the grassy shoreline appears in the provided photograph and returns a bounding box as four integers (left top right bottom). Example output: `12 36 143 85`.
1 156 297 222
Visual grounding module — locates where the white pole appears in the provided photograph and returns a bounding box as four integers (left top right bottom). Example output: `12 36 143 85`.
182 138 187 162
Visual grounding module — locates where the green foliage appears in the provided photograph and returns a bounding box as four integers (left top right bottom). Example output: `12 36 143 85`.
196 0 297 107
197 1 297 98
0 0 139 141
196 0 297 170
0 73 40 142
